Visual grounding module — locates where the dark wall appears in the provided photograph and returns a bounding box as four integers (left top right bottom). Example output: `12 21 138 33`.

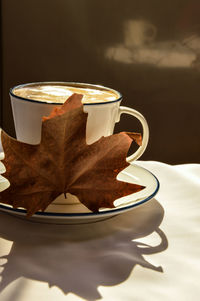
1 0 200 164
0 1 2 126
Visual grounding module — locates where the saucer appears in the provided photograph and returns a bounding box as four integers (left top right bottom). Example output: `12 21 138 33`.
0 156 159 224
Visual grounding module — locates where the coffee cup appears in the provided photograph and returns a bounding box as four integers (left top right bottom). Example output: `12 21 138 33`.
9 82 149 162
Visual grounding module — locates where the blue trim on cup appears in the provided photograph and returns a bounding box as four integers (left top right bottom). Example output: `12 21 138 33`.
9 82 123 106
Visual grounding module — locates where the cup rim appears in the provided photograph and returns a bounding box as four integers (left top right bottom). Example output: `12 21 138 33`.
9 81 123 106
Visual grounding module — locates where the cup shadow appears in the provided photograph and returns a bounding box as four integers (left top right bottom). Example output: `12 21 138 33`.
0 198 168 300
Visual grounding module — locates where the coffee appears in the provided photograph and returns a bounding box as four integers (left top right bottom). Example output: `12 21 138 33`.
13 83 119 104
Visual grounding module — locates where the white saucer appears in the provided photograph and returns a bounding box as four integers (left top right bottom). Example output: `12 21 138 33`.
0 154 159 224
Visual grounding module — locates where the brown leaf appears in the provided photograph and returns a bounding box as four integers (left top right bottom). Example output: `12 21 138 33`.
0 94 145 216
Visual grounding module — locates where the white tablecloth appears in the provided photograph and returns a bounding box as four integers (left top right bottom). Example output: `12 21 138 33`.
0 160 200 301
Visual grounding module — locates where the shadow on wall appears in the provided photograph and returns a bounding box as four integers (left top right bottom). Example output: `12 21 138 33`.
2 0 200 163
105 15 200 164
106 18 200 68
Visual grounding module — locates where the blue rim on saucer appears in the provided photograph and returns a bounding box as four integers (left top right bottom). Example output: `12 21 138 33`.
0 164 159 221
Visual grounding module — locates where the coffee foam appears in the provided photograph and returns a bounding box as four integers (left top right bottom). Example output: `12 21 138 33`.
13 84 119 104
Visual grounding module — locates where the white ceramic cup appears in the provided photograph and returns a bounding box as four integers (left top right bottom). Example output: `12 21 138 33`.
9 82 149 163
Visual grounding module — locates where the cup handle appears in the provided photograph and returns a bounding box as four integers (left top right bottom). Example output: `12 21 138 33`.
118 106 149 163
146 24 157 41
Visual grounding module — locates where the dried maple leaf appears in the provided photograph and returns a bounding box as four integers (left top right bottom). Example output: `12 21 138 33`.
0 93 145 216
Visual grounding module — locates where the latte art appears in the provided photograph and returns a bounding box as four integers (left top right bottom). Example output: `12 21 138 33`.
13 84 119 104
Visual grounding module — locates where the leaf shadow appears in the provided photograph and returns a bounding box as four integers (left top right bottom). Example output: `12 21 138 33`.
0 198 168 301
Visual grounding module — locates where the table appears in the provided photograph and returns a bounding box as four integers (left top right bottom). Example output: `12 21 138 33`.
0 160 200 301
